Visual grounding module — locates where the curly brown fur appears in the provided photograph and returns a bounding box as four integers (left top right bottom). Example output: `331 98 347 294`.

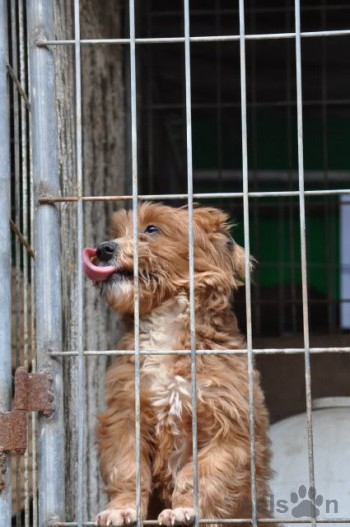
93 203 273 527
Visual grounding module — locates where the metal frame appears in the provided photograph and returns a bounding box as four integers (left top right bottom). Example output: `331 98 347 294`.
27 1 65 526
0 0 12 524
32 1 350 525
1 1 349 526
238 1 258 522
295 0 308 370
73 1 85 524
129 2 142 527
50 519 350 527
1 1 37 525
183 1 199 524
36 28 350 45
38 187 350 203
294 2 316 523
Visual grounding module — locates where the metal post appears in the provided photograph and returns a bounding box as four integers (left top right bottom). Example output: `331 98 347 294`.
72 1 85 525
294 2 316 525
18 0 31 523
27 1 65 525
36 28 350 46
183 1 199 524
128 1 142 526
0 0 12 525
238 1 258 525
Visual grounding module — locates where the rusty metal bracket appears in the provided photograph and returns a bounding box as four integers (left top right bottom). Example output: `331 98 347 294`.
14 367 54 416
0 367 54 455
0 410 27 455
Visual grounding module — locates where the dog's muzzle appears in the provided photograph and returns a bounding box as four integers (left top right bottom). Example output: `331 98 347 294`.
96 241 118 262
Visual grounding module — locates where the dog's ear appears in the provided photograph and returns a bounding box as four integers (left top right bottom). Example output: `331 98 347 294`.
193 207 231 234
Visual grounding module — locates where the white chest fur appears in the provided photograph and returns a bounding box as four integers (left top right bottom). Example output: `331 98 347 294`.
139 296 191 420
139 296 192 477
139 294 187 351
142 355 192 478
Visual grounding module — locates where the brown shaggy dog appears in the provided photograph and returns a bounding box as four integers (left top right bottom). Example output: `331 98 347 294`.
83 203 273 527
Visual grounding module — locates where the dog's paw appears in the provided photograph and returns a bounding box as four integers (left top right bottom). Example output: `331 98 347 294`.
158 507 195 526
96 508 137 526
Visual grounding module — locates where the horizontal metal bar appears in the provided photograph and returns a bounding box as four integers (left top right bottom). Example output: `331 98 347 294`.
48 346 350 357
38 188 350 204
239 297 350 303
158 521 350 525
10 219 35 258
51 518 350 526
150 5 350 17
146 98 350 110
6 63 31 109
37 28 350 46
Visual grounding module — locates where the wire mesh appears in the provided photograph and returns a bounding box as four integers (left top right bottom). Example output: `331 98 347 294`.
2 0 350 526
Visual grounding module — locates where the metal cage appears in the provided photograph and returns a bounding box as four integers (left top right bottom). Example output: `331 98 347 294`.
0 0 350 526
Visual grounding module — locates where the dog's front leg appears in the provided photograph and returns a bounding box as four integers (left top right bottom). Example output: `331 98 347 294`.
96 414 153 526
158 442 258 527
96 363 154 526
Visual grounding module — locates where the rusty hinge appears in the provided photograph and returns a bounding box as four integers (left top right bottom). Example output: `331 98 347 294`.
0 367 54 455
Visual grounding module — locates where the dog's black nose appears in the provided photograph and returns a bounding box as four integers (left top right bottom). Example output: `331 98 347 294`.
96 242 117 262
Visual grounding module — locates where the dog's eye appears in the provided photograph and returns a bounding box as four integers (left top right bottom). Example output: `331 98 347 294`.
144 225 158 235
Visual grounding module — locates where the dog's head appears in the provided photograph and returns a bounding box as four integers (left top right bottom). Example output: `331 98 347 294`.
83 203 246 314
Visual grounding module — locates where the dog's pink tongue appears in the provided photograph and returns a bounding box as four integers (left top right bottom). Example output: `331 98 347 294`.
82 248 116 282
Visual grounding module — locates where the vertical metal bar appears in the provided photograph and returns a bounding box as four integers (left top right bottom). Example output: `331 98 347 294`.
249 1 261 338
183 1 199 525
18 0 31 524
27 25 38 525
215 0 224 205
10 2 23 524
27 1 65 525
18 0 28 378
27 19 38 524
129 1 142 526
0 0 12 524
73 1 85 525
294 1 316 523
146 3 154 194
238 1 257 526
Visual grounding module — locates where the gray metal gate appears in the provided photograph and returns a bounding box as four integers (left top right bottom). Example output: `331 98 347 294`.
0 0 350 526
